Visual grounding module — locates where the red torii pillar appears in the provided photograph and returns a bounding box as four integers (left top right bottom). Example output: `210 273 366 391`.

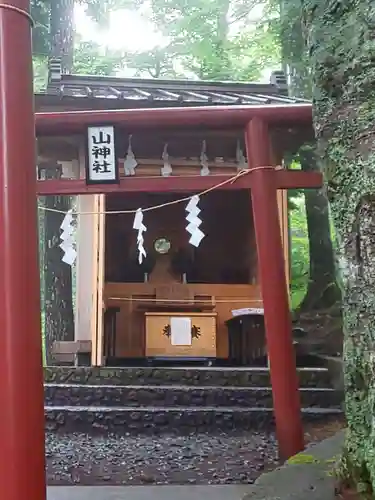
245 118 321 460
0 1 46 500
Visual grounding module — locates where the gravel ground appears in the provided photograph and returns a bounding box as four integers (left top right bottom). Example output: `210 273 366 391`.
46 431 279 486
46 417 346 486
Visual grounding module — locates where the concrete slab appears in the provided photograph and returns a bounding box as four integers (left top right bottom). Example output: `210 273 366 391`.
47 485 253 500
243 431 345 500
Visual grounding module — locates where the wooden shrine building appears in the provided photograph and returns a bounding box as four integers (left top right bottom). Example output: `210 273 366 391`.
36 61 316 368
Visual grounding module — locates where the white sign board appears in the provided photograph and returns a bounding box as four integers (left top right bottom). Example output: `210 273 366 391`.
170 317 192 346
231 308 264 317
86 125 118 184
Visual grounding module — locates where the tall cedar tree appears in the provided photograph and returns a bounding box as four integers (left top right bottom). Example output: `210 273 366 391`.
43 0 75 365
302 0 375 492
281 0 340 311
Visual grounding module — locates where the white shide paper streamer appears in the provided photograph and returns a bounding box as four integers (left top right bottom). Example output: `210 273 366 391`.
124 135 138 176
236 140 248 170
59 209 77 266
185 195 205 247
161 143 173 177
133 208 147 264
200 140 210 176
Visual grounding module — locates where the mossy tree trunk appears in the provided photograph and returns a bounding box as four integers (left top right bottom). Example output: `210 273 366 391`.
43 0 75 365
302 0 375 492
281 0 341 312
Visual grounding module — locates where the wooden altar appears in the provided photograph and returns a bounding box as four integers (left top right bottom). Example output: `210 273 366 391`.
145 312 217 359
105 281 262 360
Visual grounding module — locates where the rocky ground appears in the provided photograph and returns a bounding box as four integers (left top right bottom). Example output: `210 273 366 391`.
46 416 345 486
46 430 278 485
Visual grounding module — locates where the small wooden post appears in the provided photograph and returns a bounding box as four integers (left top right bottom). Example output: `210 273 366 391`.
0 1 46 499
246 118 304 460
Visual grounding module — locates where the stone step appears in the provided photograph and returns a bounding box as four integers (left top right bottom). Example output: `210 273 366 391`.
44 366 333 388
44 383 342 409
45 405 343 435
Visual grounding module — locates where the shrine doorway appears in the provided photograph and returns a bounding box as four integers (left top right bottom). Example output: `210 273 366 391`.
102 190 262 365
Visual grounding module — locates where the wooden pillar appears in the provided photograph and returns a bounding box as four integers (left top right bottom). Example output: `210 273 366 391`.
0 2 46 500
91 194 106 366
246 118 304 460
75 195 99 343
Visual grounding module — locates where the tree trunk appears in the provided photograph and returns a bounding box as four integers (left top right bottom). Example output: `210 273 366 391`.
43 0 75 365
280 0 340 312
302 0 375 492
44 196 75 365
298 146 341 311
50 0 74 71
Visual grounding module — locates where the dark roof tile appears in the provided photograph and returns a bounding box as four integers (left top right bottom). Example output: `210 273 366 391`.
42 58 308 107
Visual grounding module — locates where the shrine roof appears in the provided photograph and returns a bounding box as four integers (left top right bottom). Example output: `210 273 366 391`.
39 59 308 108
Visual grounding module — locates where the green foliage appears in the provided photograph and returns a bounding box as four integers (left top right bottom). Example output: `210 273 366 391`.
123 0 281 80
73 39 125 75
77 0 142 25
33 38 125 91
31 0 136 57
289 195 309 310
124 47 185 79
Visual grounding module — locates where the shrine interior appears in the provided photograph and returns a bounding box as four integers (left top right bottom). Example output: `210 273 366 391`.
103 190 264 365
105 191 256 286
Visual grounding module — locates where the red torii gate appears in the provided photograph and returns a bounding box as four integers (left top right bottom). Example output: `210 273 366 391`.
0 1 321 499
0 2 46 500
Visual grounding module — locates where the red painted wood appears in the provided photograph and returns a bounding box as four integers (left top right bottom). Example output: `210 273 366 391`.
245 115 271 168
35 103 312 135
246 118 304 460
275 169 322 189
0 1 46 500
36 170 321 196
37 174 253 195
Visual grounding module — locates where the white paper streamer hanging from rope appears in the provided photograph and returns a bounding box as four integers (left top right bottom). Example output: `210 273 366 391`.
185 195 205 247
161 143 173 177
133 208 147 264
200 140 210 176
236 140 248 170
124 135 138 176
59 209 77 266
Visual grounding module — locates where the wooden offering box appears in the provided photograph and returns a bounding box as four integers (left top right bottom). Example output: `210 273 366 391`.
145 312 217 359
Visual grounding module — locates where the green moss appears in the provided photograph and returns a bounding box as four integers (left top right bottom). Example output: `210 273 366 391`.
287 453 340 467
287 453 318 465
